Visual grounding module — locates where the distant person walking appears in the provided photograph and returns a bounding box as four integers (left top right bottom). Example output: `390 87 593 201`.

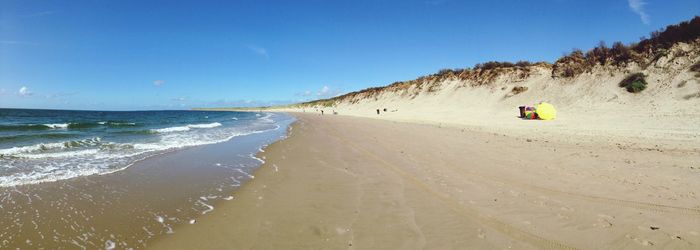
376 109 380 115
321 110 324 115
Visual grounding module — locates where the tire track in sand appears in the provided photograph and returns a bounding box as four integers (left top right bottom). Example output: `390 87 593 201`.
361 122 700 216
318 122 577 250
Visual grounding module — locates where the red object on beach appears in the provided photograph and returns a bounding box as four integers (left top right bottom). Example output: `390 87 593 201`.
524 111 538 119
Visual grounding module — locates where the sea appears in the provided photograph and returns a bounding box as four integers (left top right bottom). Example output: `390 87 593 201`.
0 108 294 248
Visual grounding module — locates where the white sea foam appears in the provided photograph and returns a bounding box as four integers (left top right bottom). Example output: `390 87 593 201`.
257 113 274 123
43 123 69 129
187 122 221 129
151 126 190 133
196 200 214 214
17 149 101 159
0 137 102 156
110 122 136 126
0 113 294 188
150 122 222 133
250 153 265 164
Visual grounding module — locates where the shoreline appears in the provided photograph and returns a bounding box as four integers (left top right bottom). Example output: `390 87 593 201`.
150 113 700 249
201 108 700 155
0 112 294 249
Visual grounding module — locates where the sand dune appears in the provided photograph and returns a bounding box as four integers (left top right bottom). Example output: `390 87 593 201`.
258 39 700 154
174 22 700 249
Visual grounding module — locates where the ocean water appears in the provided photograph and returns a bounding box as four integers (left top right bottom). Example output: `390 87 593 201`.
0 108 283 187
0 108 295 248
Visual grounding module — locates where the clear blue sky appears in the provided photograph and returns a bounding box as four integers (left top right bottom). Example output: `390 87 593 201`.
1 0 698 110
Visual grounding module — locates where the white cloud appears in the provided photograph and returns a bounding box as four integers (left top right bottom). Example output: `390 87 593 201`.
153 80 166 86
295 90 313 97
18 86 32 96
316 85 343 99
248 45 269 59
171 97 187 102
317 86 330 96
628 0 650 25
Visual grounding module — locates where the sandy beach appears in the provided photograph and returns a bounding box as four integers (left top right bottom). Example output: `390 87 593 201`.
3 2 698 249
150 113 700 249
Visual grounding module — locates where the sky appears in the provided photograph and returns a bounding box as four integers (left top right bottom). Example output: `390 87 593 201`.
0 0 698 110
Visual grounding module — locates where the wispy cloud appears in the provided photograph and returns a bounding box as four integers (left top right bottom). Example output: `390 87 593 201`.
295 90 313 97
171 97 187 102
296 85 344 100
317 86 331 97
18 86 32 97
628 0 650 25
247 45 269 59
153 80 166 86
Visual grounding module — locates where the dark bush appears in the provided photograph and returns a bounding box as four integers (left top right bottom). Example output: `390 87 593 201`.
554 16 700 78
610 41 633 65
691 61 700 72
619 73 648 93
474 61 515 70
511 86 528 95
635 16 700 53
515 60 534 67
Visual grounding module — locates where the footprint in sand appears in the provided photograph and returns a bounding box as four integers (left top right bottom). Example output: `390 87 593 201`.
626 234 654 246
594 214 614 228
477 228 486 239
556 213 571 221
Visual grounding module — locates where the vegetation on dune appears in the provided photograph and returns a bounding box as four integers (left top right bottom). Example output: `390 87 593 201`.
510 86 528 95
298 16 699 108
554 16 700 78
691 61 700 78
619 73 648 93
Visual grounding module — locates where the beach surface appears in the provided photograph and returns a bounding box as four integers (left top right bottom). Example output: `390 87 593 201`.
151 113 700 249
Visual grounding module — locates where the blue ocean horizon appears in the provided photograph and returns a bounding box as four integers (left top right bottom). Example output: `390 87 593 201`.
0 108 292 187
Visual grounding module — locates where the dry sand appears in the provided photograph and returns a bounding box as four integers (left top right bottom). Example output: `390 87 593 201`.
151 113 700 249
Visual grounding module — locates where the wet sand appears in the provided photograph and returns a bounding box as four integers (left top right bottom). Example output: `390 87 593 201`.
0 122 290 249
150 113 700 249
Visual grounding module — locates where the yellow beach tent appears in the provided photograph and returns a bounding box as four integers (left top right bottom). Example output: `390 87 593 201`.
536 102 557 120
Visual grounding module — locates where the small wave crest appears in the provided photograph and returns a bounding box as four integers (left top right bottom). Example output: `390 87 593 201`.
0 121 138 131
0 112 292 187
0 137 103 157
150 122 222 133
44 123 69 129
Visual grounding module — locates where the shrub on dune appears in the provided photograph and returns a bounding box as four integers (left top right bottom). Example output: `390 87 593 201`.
619 73 648 93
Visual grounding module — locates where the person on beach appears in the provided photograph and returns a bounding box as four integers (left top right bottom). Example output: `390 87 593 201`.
321 110 324 115
376 109 380 115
